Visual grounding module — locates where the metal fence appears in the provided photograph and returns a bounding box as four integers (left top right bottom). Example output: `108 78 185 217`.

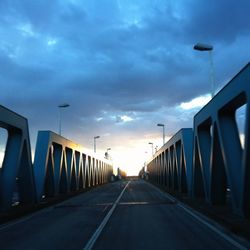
147 129 193 195
193 62 250 217
34 131 113 202
0 105 36 211
0 108 113 211
147 62 250 217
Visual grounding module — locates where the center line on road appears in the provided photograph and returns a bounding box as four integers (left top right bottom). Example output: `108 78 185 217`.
83 181 130 250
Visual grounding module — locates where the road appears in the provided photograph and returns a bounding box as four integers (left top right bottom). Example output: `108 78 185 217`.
0 180 247 250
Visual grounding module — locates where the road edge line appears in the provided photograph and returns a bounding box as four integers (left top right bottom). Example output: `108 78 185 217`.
146 181 248 250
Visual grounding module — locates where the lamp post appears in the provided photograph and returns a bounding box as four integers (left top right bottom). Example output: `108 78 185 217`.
148 142 154 156
58 103 70 135
105 147 111 159
157 123 165 145
94 136 100 153
193 43 215 98
144 151 148 171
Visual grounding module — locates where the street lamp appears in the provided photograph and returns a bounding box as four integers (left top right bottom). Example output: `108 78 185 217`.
148 142 154 156
193 43 215 98
157 123 165 145
105 147 111 159
144 151 148 160
58 103 70 135
144 151 148 169
94 136 100 153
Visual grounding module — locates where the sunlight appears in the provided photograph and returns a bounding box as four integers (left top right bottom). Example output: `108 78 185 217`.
109 136 166 176
0 128 8 168
0 151 4 168
112 148 148 176
240 133 245 149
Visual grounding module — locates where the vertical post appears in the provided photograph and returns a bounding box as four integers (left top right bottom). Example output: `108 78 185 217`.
94 136 100 153
163 125 165 145
105 148 111 159
157 123 165 146
149 142 154 157
59 108 62 135
58 103 70 136
209 50 215 98
193 43 215 98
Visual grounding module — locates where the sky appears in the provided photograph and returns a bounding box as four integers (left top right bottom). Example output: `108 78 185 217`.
0 0 249 175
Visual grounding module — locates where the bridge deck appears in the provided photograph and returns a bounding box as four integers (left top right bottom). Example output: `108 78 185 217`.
0 180 247 250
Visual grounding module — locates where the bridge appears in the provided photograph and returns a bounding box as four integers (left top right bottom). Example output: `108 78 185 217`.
0 63 250 249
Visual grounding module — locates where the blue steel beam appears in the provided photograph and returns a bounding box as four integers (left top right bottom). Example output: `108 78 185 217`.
0 105 36 211
33 131 113 202
146 62 250 217
193 62 250 216
147 128 193 195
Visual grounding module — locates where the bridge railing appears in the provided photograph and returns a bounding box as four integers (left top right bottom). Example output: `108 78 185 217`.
0 105 36 211
0 106 113 211
147 62 250 217
147 128 193 195
193 63 250 216
34 131 113 202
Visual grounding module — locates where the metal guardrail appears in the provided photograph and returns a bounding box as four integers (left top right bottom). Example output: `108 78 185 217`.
0 105 36 211
147 129 193 195
33 131 113 202
147 62 250 217
0 106 113 211
193 62 250 217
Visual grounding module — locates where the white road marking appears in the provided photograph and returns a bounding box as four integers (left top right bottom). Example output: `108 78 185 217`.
177 202 247 250
83 181 130 250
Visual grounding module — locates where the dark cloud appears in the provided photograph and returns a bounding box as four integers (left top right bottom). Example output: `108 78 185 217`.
0 0 249 174
183 0 250 44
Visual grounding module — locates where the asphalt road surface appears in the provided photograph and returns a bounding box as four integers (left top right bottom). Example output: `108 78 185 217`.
0 180 248 250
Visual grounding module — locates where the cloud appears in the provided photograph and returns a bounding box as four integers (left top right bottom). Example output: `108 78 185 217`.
0 0 249 174
179 94 211 110
183 0 250 44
